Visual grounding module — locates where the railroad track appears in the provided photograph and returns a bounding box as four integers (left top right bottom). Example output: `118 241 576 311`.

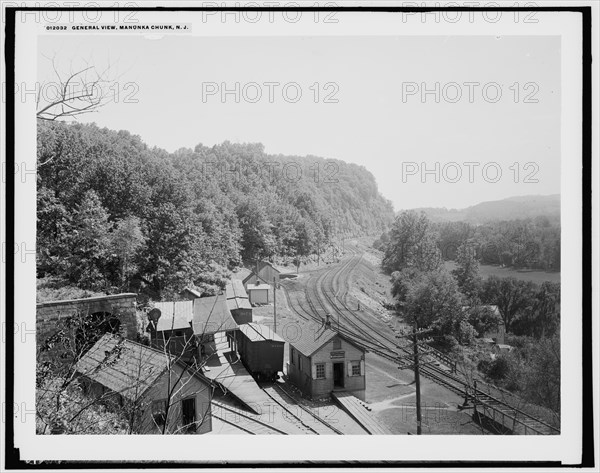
211 399 288 435
267 383 344 435
261 384 342 435
286 246 559 435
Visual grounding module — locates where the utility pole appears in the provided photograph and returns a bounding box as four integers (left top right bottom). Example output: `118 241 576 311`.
273 277 277 333
412 322 422 435
395 323 433 435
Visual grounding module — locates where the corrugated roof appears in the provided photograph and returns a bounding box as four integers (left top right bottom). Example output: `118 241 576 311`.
226 280 248 300
154 300 193 332
239 323 285 343
192 294 238 335
75 333 169 400
290 323 338 357
227 297 252 311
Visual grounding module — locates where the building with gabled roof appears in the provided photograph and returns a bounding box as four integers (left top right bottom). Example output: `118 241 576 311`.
287 320 366 401
75 333 212 434
242 260 289 288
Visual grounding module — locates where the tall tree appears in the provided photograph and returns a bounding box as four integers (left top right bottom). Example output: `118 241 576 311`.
452 239 482 301
63 190 112 290
383 211 441 273
481 276 536 331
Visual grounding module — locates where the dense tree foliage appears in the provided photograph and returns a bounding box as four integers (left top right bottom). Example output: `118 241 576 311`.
37 121 394 297
382 208 561 417
434 217 560 270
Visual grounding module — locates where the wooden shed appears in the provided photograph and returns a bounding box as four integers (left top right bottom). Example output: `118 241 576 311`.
147 300 195 357
237 323 285 380
75 333 212 434
287 321 366 401
246 282 270 305
243 260 281 287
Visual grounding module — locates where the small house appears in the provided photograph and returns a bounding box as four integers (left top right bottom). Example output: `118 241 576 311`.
237 323 285 380
246 282 271 305
75 333 212 434
287 319 366 401
243 260 281 287
147 300 195 357
225 280 253 325
192 294 238 357
179 287 203 301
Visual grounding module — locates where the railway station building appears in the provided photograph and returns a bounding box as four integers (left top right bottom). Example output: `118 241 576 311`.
287 320 366 401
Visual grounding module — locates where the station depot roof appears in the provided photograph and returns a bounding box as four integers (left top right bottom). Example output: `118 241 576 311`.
192 294 238 335
291 322 366 358
238 323 285 343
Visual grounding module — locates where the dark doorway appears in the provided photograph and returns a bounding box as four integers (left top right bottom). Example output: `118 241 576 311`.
181 397 196 433
333 362 344 388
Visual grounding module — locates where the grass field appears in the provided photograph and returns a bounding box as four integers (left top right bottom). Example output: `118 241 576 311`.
444 261 560 284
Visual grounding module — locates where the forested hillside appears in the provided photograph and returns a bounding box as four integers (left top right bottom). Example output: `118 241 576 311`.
37 121 394 298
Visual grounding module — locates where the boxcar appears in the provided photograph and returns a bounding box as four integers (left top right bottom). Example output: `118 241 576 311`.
237 323 285 380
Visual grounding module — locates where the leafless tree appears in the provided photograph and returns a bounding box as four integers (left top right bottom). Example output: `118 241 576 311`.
36 54 120 122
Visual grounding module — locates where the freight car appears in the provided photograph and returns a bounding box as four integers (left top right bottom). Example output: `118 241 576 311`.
237 323 285 380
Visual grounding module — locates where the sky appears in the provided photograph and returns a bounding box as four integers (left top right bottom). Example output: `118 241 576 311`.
38 34 561 211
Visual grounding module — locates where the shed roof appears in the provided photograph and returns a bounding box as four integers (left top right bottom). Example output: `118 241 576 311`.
153 300 194 332
227 297 253 312
180 287 203 299
192 294 238 335
247 283 270 291
239 323 285 343
226 280 248 300
75 333 169 400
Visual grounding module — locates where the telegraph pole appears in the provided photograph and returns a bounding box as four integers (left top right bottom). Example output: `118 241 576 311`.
273 277 277 333
412 323 422 435
395 322 433 435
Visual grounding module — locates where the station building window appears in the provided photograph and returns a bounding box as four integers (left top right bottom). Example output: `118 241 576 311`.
316 363 326 379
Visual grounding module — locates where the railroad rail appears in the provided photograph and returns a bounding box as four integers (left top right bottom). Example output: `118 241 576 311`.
284 247 559 435
268 383 344 435
211 399 289 435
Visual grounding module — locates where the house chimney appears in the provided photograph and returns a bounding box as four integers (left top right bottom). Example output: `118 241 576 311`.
324 313 331 328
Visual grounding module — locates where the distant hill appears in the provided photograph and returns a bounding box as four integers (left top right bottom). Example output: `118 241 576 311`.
413 194 560 223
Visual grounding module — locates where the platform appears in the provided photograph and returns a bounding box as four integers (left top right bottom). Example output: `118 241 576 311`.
202 332 272 415
332 392 392 435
